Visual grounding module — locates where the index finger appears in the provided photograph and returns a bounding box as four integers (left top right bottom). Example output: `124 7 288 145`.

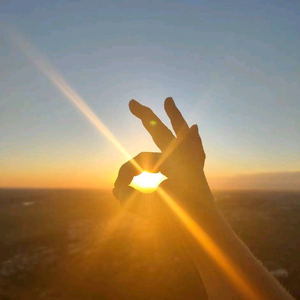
114 152 162 188
129 100 175 151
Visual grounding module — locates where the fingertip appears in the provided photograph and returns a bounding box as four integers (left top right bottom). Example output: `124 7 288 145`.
129 99 141 116
129 99 137 109
164 97 177 117
165 96 174 102
190 124 199 138
129 99 137 104
191 124 199 132
164 97 174 109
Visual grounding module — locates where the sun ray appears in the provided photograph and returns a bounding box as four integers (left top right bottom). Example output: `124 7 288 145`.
156 186 263 300
103 189 140 237
153 125 187 172
66 190 140 285
10 31 262 299
9 31 143 173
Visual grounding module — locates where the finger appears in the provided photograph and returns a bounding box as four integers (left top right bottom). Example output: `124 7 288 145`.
164 97 189 138
113 186 160 219
113 186 143 216
191 124 205 154
190 124 206 164
129 100 175 151
114 152 162 188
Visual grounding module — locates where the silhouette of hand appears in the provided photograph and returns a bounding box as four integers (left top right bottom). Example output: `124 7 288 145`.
113 97 211 218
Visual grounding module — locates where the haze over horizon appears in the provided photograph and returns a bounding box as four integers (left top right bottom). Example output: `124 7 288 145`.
1 0 300 190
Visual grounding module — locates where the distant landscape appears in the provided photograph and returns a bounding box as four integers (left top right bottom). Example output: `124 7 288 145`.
0 189 299 299
209 171 300 191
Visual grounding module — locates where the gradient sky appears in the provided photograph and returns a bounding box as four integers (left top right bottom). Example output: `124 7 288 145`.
1 0 300 189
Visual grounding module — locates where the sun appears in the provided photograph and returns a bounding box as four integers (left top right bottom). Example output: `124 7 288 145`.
130 171 167 193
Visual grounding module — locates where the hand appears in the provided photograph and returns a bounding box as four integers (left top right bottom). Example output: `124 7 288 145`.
113 97 212 218
113 98 296 300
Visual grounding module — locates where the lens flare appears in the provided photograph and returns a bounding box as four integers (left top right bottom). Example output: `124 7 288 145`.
130 171 166 193
10 30 263 299
10 31 143 173
157 187 263 300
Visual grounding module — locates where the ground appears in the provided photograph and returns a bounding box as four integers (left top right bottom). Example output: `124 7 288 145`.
0 189 299 299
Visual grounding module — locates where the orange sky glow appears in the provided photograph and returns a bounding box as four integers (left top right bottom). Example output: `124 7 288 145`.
1 26 300 190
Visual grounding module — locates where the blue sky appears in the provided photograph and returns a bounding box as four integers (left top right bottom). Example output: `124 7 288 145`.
1 0 300 188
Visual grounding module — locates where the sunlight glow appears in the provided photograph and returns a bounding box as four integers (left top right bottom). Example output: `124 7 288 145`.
10 31 143 174
11 31 262 299
157 187 263 300
130 171 167 193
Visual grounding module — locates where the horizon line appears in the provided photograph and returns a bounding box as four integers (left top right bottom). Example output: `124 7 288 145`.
1 187 300 192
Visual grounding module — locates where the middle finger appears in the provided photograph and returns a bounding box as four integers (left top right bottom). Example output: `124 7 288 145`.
129 100 175 151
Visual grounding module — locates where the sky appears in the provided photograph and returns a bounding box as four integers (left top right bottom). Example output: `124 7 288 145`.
1 0 300 189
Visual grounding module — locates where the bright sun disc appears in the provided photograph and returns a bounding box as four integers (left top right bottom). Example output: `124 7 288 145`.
130 171 167 193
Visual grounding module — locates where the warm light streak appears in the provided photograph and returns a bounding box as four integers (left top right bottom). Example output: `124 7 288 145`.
153 127 186 172
157 187 263 300
10 31 142 173
10 31 262 299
